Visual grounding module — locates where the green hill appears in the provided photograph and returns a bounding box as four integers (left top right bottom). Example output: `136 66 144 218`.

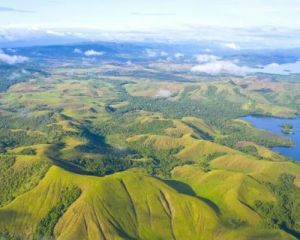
0 166 296 240
1 61 300 239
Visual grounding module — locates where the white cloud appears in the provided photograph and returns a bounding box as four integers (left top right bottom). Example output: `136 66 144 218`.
192 54 248 75
223 42 240 50
45 30 65 36
0 50 28 64
156 89 172 98
145 50 168 58
255 61 300 75
195 54 220 63
191 60 250 76
73 48 82 54
145 49 157 57
84 49 104 57
1 27 300 50
160 51 168 57
191 59 300 76
174 52 184 58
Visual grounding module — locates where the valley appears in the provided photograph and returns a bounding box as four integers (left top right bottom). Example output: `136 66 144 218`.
1 43 300 240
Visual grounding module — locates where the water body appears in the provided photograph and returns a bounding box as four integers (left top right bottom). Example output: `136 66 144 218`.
241 115 300 161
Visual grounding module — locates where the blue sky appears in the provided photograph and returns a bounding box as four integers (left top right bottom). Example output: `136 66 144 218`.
1 0 300 30
1 0 300 48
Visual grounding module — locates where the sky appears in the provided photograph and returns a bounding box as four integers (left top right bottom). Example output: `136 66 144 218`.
1 0 300 72
1 0 300 30
1 0 300 47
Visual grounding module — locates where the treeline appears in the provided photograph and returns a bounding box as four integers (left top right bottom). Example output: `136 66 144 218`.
62 119 185 177
105 80 247 125
0 66 48 93
128 140 185 177
122 94 289 151
0 67 28 92
0 129 47 153
94 115 173 137
34 186 81 239
216 121 292 149
44 127 136 177
0 230 20 240
0 154 50 206
254 174 300 238
118 96 246 125
0 113 68 152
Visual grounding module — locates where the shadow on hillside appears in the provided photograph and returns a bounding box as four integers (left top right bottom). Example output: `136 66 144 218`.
45 143 98 176
163 179 220 215
164 179 196 196
281 224 300 239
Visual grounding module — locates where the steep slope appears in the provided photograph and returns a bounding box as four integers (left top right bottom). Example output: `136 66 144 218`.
0 166 220 240
0 165 296 240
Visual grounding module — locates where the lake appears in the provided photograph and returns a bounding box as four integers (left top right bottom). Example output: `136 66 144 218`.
241 115 300 161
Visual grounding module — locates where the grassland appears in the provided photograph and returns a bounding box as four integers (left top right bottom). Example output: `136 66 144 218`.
1 61 300 239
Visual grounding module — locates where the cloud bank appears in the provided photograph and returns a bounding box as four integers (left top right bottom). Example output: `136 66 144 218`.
1 26 300 49
84 50 104 57
0 50 28 64
145 49 157 57
195 54 220 63
191 55 300 76
255 61 300 75
145 49 169 58
191 60 250 75
223 42 240 50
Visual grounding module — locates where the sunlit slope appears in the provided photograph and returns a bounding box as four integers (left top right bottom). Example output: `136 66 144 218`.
1 73 300 240
128 132 236 163
210 153 300 183
188 81 297 117
172 165 296 240
1 164 294 240
0 166 221 240
172 165 274 224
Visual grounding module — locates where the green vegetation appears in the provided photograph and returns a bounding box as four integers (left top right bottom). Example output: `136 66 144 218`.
0 154 50 206
280 123 294 134
35 186 81 239
129 139 184 177
1 56 300 239
254 174 300 238
199 152 226 172
0 230 20 240
19 148 36 155
216 120 292 149
0 67 42 93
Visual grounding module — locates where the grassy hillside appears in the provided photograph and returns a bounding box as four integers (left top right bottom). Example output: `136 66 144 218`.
0 166 296 240
1 59 300 239
0 166 218 240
